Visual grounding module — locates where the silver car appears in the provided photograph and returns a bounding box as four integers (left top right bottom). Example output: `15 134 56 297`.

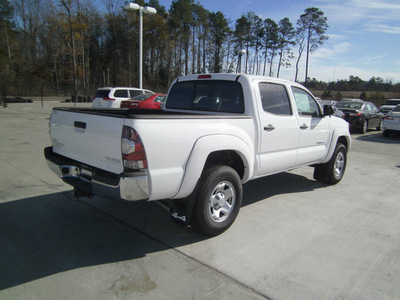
383 104 400 137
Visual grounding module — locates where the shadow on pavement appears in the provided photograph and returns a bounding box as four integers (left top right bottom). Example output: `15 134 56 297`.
0 192 190 290
355 131 400 144
242 171 324 207
0 171 322 290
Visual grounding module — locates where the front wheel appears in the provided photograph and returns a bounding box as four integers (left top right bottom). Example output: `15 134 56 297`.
193 166 242 236
314 143 347 185
376 120 383 131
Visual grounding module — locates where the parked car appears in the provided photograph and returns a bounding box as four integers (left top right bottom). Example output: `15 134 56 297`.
379 99 400 115
383 104 400 137
92 87 155 108
317 100 344 119
336 99 384 134
120 94 167 110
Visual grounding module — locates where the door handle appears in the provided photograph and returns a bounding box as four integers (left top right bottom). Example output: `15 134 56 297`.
74 121 87 129
264 124 275 131
300 124 308 130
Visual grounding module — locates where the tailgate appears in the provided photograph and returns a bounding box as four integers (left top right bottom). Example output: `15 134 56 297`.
49 109 125 174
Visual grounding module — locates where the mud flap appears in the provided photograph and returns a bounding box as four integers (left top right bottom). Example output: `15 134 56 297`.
169 185 198 226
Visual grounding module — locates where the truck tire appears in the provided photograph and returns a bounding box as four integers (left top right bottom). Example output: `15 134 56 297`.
193 166 242 236
313 143 347 185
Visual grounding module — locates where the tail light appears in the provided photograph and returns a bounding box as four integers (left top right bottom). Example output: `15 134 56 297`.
384 115 394 120
103 97 115 101
121 126 148 169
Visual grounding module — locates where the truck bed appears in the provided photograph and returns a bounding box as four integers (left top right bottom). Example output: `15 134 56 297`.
52 107 251 119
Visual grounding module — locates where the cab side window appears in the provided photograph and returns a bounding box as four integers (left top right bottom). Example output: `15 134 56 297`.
291 87 320 117
259 82 292 115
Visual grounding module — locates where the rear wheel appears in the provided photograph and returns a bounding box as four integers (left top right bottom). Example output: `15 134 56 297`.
361 120 368 134
314 143 347 185
193 166 242 236
383 130 391 137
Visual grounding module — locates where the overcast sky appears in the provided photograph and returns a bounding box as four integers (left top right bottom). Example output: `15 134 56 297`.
155 0 400 83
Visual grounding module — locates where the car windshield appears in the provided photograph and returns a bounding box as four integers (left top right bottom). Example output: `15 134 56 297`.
336 101 363 109
131 94 152 101
154 95 167 103
385 100 400 106
393 105 400 112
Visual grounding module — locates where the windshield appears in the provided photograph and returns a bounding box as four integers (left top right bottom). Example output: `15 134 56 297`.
336 101 363 109
166 80 245 113
393 105 400 112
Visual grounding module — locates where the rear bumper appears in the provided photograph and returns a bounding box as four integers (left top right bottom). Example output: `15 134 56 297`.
345 117 363 130
44 147 149 201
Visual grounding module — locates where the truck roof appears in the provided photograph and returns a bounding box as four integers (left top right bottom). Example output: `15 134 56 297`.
173 73 305 88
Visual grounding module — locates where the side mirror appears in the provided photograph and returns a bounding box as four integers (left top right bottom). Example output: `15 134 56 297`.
323 104 334 116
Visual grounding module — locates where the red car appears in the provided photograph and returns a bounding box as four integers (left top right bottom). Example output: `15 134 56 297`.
120 94 167 109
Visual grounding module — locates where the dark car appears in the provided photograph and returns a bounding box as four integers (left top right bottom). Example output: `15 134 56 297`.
336 99 384 134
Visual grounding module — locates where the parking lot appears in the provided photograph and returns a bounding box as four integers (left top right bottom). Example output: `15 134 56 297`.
1 101 400 300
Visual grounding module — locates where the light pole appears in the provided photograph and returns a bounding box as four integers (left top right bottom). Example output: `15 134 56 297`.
123 2 157 89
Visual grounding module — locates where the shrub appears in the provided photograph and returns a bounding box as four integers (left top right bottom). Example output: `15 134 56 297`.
360 91 367 100
322 89 332 98
369 91 386 106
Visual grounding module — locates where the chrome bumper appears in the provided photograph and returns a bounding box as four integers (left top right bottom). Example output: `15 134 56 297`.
44 147 149 201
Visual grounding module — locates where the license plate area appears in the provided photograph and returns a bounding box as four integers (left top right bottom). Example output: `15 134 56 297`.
80 167 93 180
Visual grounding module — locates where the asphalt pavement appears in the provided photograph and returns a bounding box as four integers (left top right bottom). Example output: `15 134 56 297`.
1 101 400 300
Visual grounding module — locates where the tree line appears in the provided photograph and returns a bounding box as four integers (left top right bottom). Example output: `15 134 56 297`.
1 0 397 98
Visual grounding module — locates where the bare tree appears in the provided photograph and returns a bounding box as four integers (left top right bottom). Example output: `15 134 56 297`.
297 7 328 82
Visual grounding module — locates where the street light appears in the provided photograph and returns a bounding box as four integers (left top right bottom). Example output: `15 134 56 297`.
123 2 157 89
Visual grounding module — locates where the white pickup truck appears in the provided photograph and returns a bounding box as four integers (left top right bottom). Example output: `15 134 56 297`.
45 74 351 236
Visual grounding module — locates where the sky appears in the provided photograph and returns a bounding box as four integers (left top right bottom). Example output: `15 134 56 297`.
155 0 400 83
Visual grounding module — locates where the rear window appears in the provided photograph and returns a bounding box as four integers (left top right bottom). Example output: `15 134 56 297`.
94 89 110 98
336 101 363 109
131 94 151 101
166 80 244 113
